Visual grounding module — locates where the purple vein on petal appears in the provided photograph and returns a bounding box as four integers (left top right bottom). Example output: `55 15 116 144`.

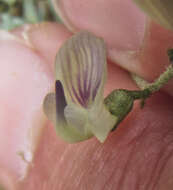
85 34 105 102
76 38 87 98
78 37 90 106
88 36 97 102
72 32 105 106
56 31 106 108
82 37 90 100
66 40 85 107
71 35 90 107
79 34 94 105
92 42 105 100
92 80 101 100
59 50 75 103
60 40 86 107
72 38 86 105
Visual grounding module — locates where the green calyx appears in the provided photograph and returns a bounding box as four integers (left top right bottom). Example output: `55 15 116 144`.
104 89 151 131
104 90 134 130
105 49 173 131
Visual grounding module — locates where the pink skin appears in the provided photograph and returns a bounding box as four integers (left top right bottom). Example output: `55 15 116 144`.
1 0 173 189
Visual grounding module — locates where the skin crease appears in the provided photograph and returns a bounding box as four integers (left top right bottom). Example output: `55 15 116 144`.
1 1 173 189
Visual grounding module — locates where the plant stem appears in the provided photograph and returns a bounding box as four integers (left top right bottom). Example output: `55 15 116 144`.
131 73 149 89
147 64 173 93
131 47 173 94
131 64 173 94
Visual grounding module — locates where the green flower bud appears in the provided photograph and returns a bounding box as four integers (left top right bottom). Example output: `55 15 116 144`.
104 90 134 131
134 0 173 30
104 89 151 131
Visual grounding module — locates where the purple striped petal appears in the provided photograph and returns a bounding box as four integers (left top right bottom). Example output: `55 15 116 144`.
55 31 106 108
43 32 117 143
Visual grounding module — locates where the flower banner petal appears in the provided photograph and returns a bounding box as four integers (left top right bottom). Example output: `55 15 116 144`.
55 31 106 108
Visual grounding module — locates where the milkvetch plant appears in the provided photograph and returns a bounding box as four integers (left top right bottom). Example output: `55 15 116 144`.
43 31 173 143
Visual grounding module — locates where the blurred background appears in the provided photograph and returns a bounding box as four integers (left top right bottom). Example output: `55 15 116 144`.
0 0 60 30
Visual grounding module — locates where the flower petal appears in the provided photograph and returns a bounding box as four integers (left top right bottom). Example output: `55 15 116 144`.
43 81 92 143
55 31 106 108
88 103 118 142
64 103 93 138
64 102 118 143
43 80 67 124
55 80 67 124
44 31 118 143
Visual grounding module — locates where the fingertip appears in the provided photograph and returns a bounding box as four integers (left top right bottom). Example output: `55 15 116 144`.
14 22 72 68
52 0 146 50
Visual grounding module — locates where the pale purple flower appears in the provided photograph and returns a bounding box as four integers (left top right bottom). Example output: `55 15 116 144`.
43 31 117 143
